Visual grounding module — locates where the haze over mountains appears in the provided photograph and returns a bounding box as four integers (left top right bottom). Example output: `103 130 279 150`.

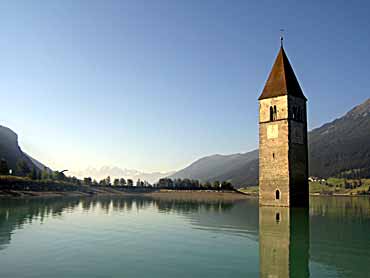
170 98 370 187
69 167 174 184
170 150 259 187
0 125 172 182
1 99 369 185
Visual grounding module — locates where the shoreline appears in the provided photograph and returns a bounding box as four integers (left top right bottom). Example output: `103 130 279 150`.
0 187 369 199
0 187 253 200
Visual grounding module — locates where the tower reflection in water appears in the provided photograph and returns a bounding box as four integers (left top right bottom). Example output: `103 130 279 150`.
259 207 309 278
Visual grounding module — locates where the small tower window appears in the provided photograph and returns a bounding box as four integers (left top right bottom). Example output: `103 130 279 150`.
273 106 277 120
272 152 275 159
275 190 280 200
275 212 280 223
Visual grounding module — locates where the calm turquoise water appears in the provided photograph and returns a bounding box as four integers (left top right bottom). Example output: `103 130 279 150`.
0 196 369 278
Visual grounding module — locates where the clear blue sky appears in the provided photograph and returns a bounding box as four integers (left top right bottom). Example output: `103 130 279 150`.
1 0 369 172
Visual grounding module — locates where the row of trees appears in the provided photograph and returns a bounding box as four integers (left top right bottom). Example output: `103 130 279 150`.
0 159 9 175
82 176 151 187
82 177 234 191
156 178 234 191
0 158 82 185
338 168 370 179
0 159 38 177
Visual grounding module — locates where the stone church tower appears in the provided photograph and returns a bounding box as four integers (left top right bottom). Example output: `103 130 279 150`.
258 45 308 207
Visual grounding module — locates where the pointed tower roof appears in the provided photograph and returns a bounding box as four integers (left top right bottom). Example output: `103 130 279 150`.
259 47 306 100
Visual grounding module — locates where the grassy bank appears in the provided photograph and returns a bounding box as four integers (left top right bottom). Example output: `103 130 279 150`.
309 178 370 195
239 178 370 196
0 175 94 197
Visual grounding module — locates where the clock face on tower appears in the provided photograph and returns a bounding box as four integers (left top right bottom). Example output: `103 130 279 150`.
267 125 279 139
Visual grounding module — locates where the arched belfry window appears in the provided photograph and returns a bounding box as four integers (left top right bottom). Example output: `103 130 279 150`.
270 106 277 121
301 108 304 121
270 106 274 121
298 107 303 121
275 190 280 200
292 106 303 121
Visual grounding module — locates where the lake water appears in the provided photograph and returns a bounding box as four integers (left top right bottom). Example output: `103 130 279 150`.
0 195 369 278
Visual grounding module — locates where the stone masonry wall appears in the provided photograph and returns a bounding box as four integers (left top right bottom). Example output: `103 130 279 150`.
259 96 291 206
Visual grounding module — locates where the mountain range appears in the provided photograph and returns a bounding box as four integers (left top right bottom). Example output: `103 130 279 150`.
170 98 370 187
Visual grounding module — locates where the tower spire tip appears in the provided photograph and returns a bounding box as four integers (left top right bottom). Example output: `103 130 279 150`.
280 29 285 48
